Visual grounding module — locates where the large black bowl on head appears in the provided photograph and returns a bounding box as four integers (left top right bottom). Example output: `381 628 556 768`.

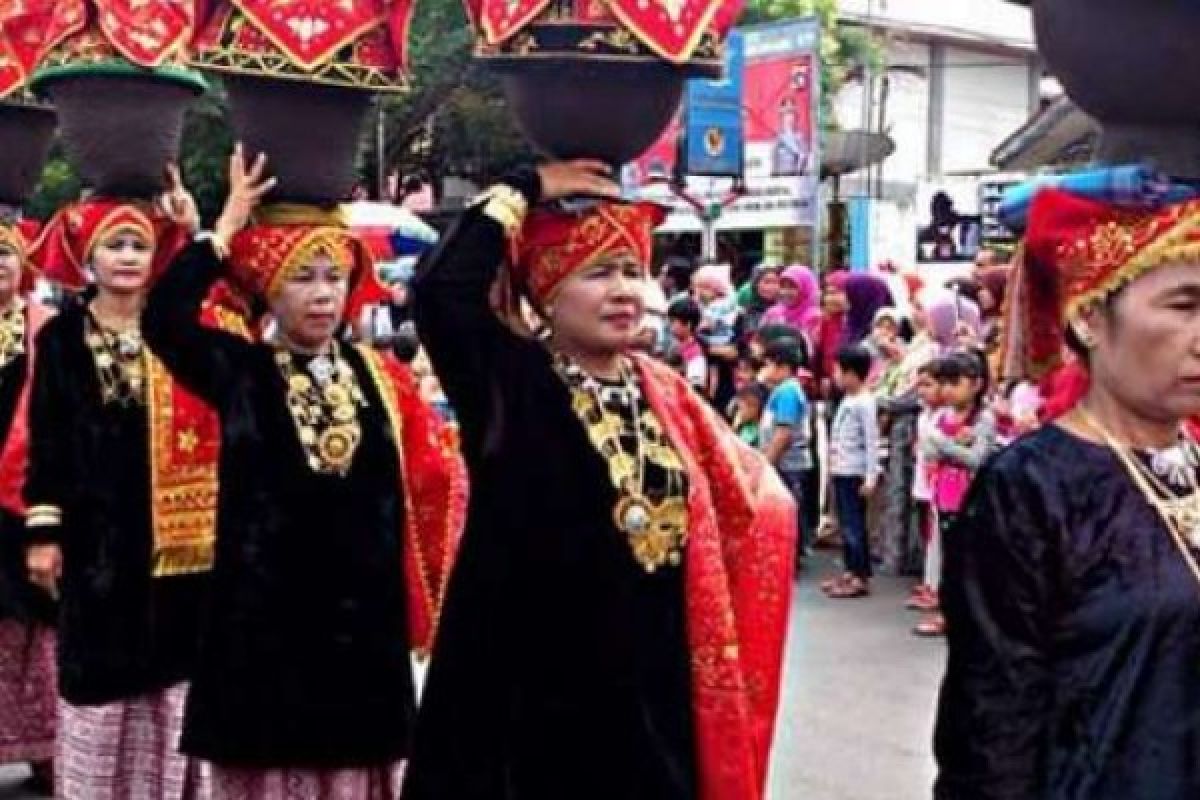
0 103 55 205
497 59 687 166
1034 0 1200 176
224 75 373 205
34 64 207 198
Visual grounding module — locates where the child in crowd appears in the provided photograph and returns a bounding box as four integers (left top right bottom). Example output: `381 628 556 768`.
733 382 768 448
667 297 709 394
915 350 997 636
691 263 740 347
907 361 942 616
824 345 880 598
759 340 813 557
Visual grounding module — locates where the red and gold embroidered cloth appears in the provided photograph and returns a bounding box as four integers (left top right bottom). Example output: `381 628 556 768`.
1003 189 1200 380
0 0 194 85
473 0 738 64
193 0 411 89
514 200 665 305
630 354 795 800
361 348 467 656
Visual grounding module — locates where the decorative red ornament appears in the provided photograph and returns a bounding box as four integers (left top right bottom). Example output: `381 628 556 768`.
193 0 412 90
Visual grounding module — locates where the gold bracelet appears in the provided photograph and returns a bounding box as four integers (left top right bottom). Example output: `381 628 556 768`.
26 504 62 529
474 185 528 236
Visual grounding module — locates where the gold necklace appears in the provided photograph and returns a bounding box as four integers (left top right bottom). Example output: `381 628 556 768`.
85 312 146 406
0 299 25 372
275 341 366 476
558 355 690 573
1075 408 1200 586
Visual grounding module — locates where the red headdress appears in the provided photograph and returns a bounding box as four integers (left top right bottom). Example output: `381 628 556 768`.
514 200 666 307
227 205 387 321
29 198 191 291
1001 189 1200 417
0 219 43 294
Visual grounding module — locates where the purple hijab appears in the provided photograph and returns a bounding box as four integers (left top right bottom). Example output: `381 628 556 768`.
762 264 822 332
924 289 982 349
840 274 895 346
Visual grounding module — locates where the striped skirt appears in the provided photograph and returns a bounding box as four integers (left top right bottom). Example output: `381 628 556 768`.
57 682 211 800
0 619 56 764
211 762 406 800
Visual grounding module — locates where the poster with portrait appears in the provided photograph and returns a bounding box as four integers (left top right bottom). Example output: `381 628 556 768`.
628 17 821 233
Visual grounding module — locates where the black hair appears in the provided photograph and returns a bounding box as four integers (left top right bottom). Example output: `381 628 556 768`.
915 359 938 379
763 338 806 370
738 381 769 405
835 344 872 381
932 349 990 418
667 297 701 330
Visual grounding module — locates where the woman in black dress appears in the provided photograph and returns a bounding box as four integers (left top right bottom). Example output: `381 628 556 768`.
141 147 465 800
25 194 218 800
935 188 1200 799
402 161 797 800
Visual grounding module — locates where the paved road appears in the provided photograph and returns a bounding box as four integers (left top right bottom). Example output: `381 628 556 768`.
0 556 945 800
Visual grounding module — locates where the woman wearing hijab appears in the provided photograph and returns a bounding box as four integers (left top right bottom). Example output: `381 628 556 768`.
840 273 896 348
737 263 781 332
762 265 822 339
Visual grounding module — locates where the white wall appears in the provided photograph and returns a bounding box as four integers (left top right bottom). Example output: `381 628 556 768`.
838 0 1034 50
941 45 1035 173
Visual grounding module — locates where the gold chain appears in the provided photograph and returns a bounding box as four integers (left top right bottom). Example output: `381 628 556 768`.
1075 408 1200 587
275 341 367 476
0 300 25 372
557 355 689 573
85 312 146 406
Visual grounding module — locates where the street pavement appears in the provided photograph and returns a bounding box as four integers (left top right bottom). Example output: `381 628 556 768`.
0 555 945 800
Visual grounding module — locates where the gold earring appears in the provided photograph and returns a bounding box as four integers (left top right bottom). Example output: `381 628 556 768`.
1072 323 1096 349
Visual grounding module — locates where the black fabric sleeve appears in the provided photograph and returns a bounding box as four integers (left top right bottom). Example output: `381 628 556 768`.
411 173 541 459
933 456 1058 799
142 239 253 409
23 326 68 546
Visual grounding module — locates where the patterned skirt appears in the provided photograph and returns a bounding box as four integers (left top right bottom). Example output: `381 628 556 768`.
57 682 211 800
211 763 406 800
0 619 56 764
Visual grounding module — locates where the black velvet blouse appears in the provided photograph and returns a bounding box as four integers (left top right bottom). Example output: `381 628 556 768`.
142 241 415 768
0 347 31 621
402 177 695 800
935 424 1200 799
24 302 206 705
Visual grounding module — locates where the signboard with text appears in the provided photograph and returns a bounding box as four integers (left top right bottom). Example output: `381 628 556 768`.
626 17 821 233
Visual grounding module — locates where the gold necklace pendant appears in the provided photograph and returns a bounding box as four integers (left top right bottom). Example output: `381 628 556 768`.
276 342 365 476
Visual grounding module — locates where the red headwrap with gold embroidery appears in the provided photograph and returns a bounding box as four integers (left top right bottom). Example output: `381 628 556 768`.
30 198 191 291
514 200 665 306
227 205 387 320
1001 189 1200 384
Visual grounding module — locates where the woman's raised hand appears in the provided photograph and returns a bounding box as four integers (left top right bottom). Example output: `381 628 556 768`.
215 143 278 247
536 160 621 201
160 163 201 234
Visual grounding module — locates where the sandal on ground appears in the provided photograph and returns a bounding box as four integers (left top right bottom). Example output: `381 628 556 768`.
913 613 947 637
826 576 869 598
906 589 940 612
821 572 854 593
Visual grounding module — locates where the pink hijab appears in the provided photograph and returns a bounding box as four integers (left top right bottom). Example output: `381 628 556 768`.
763 264 822 333
923 288 982 349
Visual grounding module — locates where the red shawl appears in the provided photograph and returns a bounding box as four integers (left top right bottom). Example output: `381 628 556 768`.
634 354 797 800
360 347 467 656
0 300 53 516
